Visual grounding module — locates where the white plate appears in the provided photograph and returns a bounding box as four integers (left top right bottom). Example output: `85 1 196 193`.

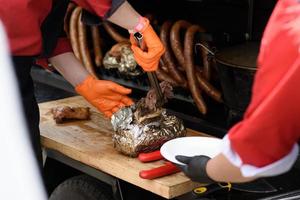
160 137 222 165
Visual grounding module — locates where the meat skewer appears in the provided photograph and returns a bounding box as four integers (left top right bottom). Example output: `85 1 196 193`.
91 25 103 67
184 25 207 114
160 21 187 85
69 6 83 62
78 12 98 78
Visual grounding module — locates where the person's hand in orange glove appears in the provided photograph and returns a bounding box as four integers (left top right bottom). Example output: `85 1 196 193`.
75 75 134 118
130 17 165 72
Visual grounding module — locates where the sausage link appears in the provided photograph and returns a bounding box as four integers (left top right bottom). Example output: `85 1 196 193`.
195 69 222 103
170 20 192 69
91 26 103 67
156 60 180 87
103 21 129 43
78 12 98 78
64 2 76 38
160 21 187 85
160 58 169 72
69 7 83 62
184 25 207 114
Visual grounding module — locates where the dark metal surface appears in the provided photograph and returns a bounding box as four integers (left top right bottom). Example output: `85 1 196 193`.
258 190 300 200
32 66 75 94
232 179 277 193
45 149 124 200
214 42 259 126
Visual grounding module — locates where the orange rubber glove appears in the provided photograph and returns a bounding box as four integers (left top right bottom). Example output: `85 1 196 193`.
130 17 165 72
75 75 134 118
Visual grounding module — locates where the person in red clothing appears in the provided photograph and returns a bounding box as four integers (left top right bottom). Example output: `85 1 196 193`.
0 0 164 167
176 0 300 183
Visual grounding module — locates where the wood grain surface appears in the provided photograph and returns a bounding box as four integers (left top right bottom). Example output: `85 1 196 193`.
39 96 210 199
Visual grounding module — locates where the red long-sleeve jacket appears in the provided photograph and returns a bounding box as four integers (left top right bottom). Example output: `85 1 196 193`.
0 0 124 56
224 0 300 176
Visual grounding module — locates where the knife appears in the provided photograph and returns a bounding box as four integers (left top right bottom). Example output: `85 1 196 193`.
133 32 165 107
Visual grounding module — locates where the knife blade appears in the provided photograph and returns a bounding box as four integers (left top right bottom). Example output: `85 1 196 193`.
133 32 165 107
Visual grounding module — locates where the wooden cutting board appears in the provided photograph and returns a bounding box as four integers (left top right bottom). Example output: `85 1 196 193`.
39 96 209 199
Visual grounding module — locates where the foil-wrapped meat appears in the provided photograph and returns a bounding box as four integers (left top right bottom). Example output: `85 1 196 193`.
103 42 142 76
111 82 186 157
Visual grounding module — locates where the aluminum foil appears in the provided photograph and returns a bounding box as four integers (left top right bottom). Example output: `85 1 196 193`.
111 106 186 157
103 43 142 76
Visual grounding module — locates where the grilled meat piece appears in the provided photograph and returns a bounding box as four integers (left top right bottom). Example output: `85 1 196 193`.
51 106 90 124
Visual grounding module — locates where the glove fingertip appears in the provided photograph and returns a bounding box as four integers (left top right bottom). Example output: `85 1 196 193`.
118 88 132 95
112 107 119 113
175 155 186 160
175 155 191 164
174 163 185 169
132 44 148 56
122 97 134 106
104 111 113 118
130 44 139 52
129 34 137 45
110 84 132 95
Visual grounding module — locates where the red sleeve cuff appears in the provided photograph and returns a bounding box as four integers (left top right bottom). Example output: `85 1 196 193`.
51 37 73 57
72 0 111 17
35 38 72 70
35 58 55 71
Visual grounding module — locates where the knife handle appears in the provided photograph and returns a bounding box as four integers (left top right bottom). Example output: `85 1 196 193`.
133 32 165 106
138 150 162 162
139 162 180 179
192 183 232 198
133 32 147 51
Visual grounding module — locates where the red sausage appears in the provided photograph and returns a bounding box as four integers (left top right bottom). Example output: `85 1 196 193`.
156 60 181 87
78 12 98 78
184 25 207 114
196 70 222 103
64 2 76 38
170 20 192 69
69 7 82 62
160 21 187 85
91 26 103 67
